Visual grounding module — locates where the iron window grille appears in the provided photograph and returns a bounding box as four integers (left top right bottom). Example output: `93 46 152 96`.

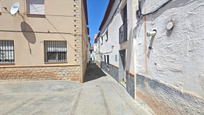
44 41 67 62
0 40 15 63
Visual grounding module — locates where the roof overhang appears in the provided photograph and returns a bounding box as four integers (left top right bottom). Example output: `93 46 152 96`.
99 0 115 31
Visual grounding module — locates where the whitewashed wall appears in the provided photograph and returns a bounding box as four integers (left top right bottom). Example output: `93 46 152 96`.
100 0 136 74
100 0 122 67
136 0 204 98
135 0 204 114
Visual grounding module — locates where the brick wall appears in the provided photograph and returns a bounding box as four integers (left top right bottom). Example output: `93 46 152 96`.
0 66 81 82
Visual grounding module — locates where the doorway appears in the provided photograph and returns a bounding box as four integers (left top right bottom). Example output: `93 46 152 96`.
119 50 126 87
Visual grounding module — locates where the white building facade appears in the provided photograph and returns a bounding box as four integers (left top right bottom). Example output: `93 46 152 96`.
99 0 137 98
135 0 204 114
99 0 204 114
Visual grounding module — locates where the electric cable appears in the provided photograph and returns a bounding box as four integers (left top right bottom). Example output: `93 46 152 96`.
137 0 173 18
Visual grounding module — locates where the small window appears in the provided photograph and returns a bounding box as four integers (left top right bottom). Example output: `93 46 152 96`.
0 41 15 63
115 55 117 62
107 55 109 65
44 41 67 62
28 0 45 15
101 36 103 45
106 31 108 42
104 55 106 63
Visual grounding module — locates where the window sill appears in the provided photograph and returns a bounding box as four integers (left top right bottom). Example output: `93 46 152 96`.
44 62 68 64
119 40 128 44
0 63 15 65
27 14 45 18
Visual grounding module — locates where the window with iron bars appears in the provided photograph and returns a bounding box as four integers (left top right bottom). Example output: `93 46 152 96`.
44 41 67 62
0 40 15 63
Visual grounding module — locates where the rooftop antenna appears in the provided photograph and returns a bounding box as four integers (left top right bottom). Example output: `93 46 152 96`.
10 2 24 19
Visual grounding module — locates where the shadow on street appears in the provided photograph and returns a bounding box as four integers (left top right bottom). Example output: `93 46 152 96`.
83 63 106 82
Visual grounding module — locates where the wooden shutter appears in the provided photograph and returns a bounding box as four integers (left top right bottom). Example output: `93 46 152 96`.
28 0 45 14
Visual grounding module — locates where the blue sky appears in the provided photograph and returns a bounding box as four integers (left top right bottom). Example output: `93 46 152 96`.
87 0 109 46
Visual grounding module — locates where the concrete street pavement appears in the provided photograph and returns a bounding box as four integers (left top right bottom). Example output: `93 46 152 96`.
0 63 151 115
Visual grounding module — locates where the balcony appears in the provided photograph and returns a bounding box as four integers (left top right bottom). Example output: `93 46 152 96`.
119 21 127 44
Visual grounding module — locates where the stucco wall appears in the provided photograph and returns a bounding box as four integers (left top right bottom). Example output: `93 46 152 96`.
0 0 77 66
0 0 88 82
100 0 121 68
80 0 88 82
136 0 204 114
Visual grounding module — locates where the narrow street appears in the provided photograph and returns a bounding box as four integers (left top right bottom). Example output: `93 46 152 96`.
0 63 150 115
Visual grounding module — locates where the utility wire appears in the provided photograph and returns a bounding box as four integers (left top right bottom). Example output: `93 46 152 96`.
137 0 173 18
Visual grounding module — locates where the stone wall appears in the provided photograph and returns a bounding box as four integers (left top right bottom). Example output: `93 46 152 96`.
101 61 135 98
136 74 204 115
0 66 81 82
101 62 108 73
109 64 119 82
102 62 118 81
126 72 135 98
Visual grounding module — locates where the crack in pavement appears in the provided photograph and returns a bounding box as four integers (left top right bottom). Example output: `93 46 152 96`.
70 84 84 115
2 97 36 115
99 79 111 115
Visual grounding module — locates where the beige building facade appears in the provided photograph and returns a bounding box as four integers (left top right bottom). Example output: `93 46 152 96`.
0 0 89 82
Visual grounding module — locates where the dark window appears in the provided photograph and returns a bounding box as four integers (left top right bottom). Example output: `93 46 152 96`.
123 5 127 22
28 0 45 14
107 55 109 65
119 4 127 44
44 41 67 62
104 55 106 63
106 31 108 42
0 41 14 63
101 36 103 45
